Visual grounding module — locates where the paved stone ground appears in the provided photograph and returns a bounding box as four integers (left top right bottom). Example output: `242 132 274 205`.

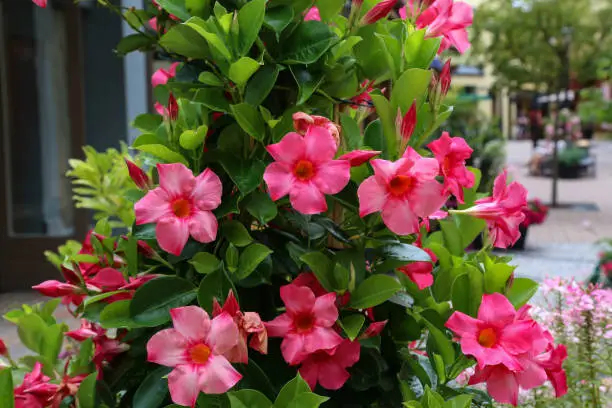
0 140 610 357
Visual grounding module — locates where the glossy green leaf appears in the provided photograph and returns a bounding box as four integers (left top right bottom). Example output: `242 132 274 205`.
263 6 294 35
218 154 266 195
193 88 231 113
439 219 463 256
364 119 384 152
331 36 362 64
116 34 155 56
455 214 486 249
370 93 396 157
230 103 266 141
341 314 366 341
198 270 236 312
134 144 188 165
229 57 261 88
349 275 402 309
236 243 273 280
422 318 455 367
300 252 335 292
199 71 224 86
223 220 253 247
445 395 473 408
133 366 172 408
41 324 65 366
130 277 197 326
76 371 98 408
274 374 311 408
190 252 222 274
237 0 266 55
506 278 539 308
132 113 163 132
185 17 232 60
245 191 278 224
287 393 329 408
197 393 231 408
317 0 344 21
483 259 515 294
0 368 14 408
159 25 209 59
376 243 432 271
281 21 335 64
156 0 191 20
245 65 280 106
290 66 324 106
17 313 46 354
340 113 361 151
100 300 146 329
404 29 442 70
228 389 273 408
451 264 483 317
391 69 432 113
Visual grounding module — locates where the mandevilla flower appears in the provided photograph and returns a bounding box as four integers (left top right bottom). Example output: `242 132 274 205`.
147 306 242 407
428 132 474 203
362 0 397 25
440 59 452 96
265 283 343 365
358 147 447 235
339 150 382 167
151 62 180 88
395 100 417 146
304 6 321 21
397 237 437 290
14 362 59 408
456 170 527 248
135 163 222 256
263 125 350 215
298 339 361 390
32 0 46 7
66 320 129 373
413 0 473 54
125 159 152 190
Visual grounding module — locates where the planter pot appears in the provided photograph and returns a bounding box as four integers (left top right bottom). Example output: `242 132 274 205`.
558 164 581 179
509 225 528 250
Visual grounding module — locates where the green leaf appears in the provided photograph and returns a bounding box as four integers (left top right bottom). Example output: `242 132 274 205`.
274 375 311 408
193 88 231 113
290 66 324 106
225 244 240 272
299 252 335 292
185 17 232 61
455 214 486 250
391 69 432 113
451 264 483 317
116 34 155 56
349 275 402 309
287 393 329 408
76 371 98 408
245 65 280 106
99 300 145 329
364 119 384 152
237 0 266 55
404 29 441 70
245 191 278 224
41 324 65 366
230 103 267 141
198 270 236 312
506 278 538 308
133 366 172 408
0 368 15 408
130 277 197 326
199 71 224 86
190 252 222 274
483 259 515 294
317 0 344 21
156 0 191 20
159 25 209 59
17 313 46 354
445 395 473 408
331 36 362 64
134 144 189 165
263 6 294 35
236 243 273 280
132 113 163 132
422 318 455 367
340 113 361 151
341 314 366 341
197 393 231 408
229 389 273 408
439 219 463 256
222 220 253 247
281 21 335 64
218 154 266 195
377 243 432 271
229 57 261 88
370 93 396 157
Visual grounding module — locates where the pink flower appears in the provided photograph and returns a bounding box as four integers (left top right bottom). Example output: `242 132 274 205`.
265 284 343 365
338 150 382 167
32 0 46 7
440 59 452 95
446 293 543 371
14 362 59 408
147 306 242 407
304 7 321 21
125 159 151 190
398 247 437 290
212 290 268 364
292 112 341 147
66 320 128 372
359 320 388 339
458 170 527 248
396 100 417 145
416 0 473 54
351 80 375 108
48 373 88 408
33 280 84 298
151 62 180 88
357 147 446 235
535 343 568 398
135 163 222 256
420 209 448 231
291 272 351 308
428 132 474 203
298 339 361 390
263 126 350 215
362 0 398 25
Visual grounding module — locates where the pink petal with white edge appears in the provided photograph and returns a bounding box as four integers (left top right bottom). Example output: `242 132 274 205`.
357 176 388 217
265 313 292 337
338 150 381 167
303 326 343 353
281 284 316 314
167 365 201 407
263 162 294 201
192 169 222 211
478 293 516 327
207 312 240 356
289 181 327 215
198 355 243 394
381 199 419 236
135 188 172 224
266 132 306 164
312 293 339 327
157 163 195 199
146 329 189 367
156 217 189 256
188 210 218 243
170 306 211 342
313 160 350 195
304 126 337 163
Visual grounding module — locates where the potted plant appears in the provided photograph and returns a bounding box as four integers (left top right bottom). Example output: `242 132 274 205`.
558 146 588 178
0 0 569 407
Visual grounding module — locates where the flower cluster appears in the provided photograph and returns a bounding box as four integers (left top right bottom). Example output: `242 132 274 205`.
522 198 549 228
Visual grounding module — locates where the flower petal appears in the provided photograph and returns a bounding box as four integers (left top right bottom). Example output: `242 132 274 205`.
304 126 337 163
303 326 343 354
156 217 189 256
338 150 381 167
281 284 316 315
357 176 388 217
313 293 339 327
281 333 307 365
410 180 447 217
188 210 218 243
266 132 306 164
317 362 351 390
381 199 419 236
198 355 242 394
445 311 481 337
167 365 201 407
207 312 240 357
478 293 516 326
289 181 327 215
313 160 350 195
485 366 519 406
170 306 211 342
147 329 189 367
157 163 196 199
333 340 361 367
191 169 222 211
263 162 294 201
135 188 172 224
298 359 320 390
265 313 292 338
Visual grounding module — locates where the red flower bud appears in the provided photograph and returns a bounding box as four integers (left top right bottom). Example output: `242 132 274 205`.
168 93 179 121
125 159 151 190
396 100 417 142
440 59 452 96
362 0 397 24
0 338 7 356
